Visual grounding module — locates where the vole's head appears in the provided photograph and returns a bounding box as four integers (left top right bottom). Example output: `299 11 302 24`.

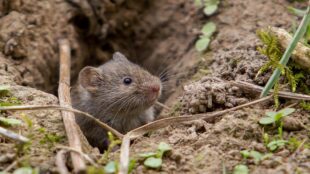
78 52 162 113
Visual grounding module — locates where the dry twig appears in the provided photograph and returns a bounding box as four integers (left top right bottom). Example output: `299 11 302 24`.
270 27 310 69
58 39 86 173
0 126 29 143
231 80 310 101
56 145 98 167
56 150 69 174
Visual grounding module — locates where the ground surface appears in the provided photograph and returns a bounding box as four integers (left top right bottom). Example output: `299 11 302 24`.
0 0 309 173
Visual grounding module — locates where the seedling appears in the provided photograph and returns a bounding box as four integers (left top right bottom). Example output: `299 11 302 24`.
139 142 172 169
240 150 272 164
233 164 249 174
259 108 295 126
195 22 217 52
194 0 220 16
267 140 288 151
39 131 63 148
104 161 118 174
100 132 122 163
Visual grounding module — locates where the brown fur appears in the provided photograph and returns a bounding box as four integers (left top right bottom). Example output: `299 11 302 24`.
71 52 162 151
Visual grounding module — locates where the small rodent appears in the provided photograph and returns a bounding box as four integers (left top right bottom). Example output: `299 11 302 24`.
71 52 162 151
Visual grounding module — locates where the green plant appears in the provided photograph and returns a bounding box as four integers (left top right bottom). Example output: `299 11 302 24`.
288 6 307 17
260 5 310 97
267 140 288 151
0 117 22 127
39 131 63 148
104 161 118 174
300 101 310 111
233 164 249 174
138 142 172 169
195 22 217 52
240 150 272 164
0 85 10 97
259 108 295 125
195 0 220 16
12 167 39 174
259 108 295 138
100 132 122 163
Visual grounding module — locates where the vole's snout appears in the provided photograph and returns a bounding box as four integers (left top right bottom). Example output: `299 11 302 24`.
144 82 161 102
150 85 160 93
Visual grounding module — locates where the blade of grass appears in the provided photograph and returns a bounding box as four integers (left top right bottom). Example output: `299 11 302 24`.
260 2 310 97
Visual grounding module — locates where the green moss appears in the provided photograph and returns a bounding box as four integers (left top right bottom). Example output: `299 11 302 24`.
256 29 310 107
300 101 310 111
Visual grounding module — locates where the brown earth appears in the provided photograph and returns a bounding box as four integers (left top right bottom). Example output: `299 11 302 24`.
0 0 309 173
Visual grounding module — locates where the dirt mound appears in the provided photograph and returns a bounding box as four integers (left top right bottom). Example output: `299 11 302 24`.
0 0 309 173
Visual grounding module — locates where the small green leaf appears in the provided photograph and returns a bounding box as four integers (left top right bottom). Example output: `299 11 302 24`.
201 22 217 37
266 111 277 117
240 150 250 158
138 152 157 158
233 164 249 174
158 142 172 152
104 161 118 174
144 157 162 169
249 151 263 164
278 108 295 117
267 140 288 151
13 167 39 174
203 4 218 16
287 6 306 17
259 117 275 125
195 37 211 52
274 113 283 122
0 117 22 126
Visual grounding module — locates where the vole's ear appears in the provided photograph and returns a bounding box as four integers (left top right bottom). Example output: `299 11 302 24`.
113 52 129 62
78 66 103 92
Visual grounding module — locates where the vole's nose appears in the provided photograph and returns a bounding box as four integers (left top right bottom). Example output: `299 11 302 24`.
150 85 160 93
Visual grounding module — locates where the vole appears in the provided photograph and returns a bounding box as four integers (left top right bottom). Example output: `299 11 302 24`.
71 52 162 151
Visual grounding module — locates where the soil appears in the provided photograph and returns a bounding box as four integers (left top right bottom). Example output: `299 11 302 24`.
0 0 309 173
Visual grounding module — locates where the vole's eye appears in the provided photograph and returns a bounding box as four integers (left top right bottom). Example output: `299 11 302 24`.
123 77 132 85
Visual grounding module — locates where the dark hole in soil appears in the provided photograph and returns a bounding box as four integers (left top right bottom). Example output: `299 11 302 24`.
71 14 90 32
64 0 199 103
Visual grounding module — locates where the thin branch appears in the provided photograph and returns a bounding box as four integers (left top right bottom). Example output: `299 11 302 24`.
0 105 123 139
0 126 29 143
55 150 69 174
58 39 85 173
230 80 310 100
56 145 98 167
2 156 26 172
